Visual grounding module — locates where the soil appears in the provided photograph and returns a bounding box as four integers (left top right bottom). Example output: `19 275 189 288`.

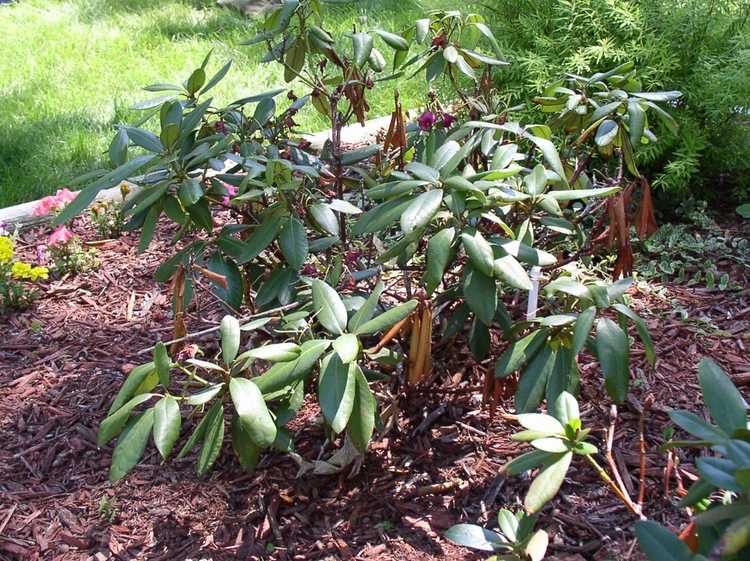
1 215 749 561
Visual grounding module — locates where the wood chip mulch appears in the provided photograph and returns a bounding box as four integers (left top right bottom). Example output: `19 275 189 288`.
1 217 748 561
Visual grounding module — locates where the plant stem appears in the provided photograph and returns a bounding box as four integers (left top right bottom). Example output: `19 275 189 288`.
585 454 645 519
176 364 210 386
330 95 347 246
638 395 653 510
569 152 592 186
136 302 300 355
606 405 636 512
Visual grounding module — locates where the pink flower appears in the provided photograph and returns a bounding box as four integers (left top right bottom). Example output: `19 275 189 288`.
48 226 75 247
55 188 77 205
32 197 57 216
221 183 238 206
32 188 78 216
417 111 436 131
442 113 456 128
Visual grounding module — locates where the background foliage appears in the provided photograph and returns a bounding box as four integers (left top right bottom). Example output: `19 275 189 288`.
481 0 750 202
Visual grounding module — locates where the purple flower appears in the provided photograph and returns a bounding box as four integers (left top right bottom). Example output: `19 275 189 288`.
442 113 456 128
302 264 318 277
36 245 48 265
417 110 436 131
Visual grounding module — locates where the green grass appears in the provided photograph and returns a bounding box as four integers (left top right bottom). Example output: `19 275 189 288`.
0 0 448 207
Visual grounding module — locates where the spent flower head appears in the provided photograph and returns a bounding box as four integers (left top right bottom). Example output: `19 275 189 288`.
418 110 437 131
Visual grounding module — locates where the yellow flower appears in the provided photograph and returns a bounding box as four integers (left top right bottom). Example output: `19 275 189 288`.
30 266 49 281
0 236 13 263
11 261 32 279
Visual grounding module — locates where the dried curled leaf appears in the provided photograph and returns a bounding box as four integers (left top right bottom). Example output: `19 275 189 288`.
635 177 658 240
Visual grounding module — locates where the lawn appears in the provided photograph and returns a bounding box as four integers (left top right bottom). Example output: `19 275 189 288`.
0 0 448 208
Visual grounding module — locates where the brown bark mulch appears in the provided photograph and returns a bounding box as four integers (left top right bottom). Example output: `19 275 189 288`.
1 217 749 561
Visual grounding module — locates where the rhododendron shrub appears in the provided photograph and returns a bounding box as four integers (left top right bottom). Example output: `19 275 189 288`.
57 4 682 495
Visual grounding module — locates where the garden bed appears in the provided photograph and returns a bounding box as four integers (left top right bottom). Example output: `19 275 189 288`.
1 216 749 561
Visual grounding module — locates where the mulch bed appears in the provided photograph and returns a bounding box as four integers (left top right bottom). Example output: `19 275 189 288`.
1 216 749 561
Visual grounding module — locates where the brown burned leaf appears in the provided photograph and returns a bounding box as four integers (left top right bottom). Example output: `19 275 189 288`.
608 191 634 278
170 265 188 352
635 177 658 240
